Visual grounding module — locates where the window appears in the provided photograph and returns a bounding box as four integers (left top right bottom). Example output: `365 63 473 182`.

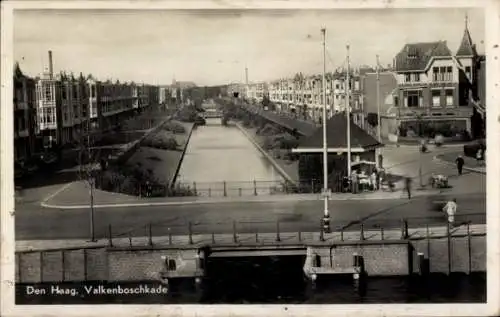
404 90 421 107
405 73 411 83
445 89 454 106
354 81 360 90
465 66 471 80
413 73 420 82
45 86 52 101
431 89 441 107
62 88 67 100
449 67 454 80
433 67 439 81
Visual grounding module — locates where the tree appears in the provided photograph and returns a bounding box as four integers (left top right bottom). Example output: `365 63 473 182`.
77 117 98 242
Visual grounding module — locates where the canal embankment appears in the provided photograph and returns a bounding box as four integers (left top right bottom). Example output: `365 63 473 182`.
233 121 299 184
96 120 195 196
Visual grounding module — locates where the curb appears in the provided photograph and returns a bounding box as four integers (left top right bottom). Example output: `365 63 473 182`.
433 155 486 175
234 122 296 185
40 190 435 210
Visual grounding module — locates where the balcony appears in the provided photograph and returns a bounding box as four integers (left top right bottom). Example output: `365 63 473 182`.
15 102 28 111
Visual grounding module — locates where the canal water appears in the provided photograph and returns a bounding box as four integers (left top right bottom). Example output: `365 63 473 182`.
177 118 283 195
16 255 486 304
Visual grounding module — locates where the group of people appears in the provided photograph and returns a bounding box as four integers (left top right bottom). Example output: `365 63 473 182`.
349 167 394 194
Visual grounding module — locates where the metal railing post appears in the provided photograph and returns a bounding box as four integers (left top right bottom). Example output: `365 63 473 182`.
233 221 237 243
223 181 227 197
108 224 113 247
276 221 281 242
467 222 472 275
148 223 153 246
188 222 193 245
401 219 408 239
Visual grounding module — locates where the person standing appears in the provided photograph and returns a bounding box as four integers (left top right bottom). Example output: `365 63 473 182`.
404 177 412 200
351 170 359 194
443 198 458 229
476 148 483 166
455 155 465 175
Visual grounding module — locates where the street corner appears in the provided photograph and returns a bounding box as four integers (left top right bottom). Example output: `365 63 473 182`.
40 182 76 207
433 152 486 175
40 181 96 208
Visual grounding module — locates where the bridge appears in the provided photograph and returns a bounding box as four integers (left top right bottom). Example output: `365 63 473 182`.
200 109 224 119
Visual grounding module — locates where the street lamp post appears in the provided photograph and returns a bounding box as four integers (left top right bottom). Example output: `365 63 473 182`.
346 45 352 178
376 55 382 169
321 28 331 233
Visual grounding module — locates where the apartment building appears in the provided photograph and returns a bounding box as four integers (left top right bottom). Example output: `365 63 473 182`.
245 82 268 103
13 63 37 168
387 21 484 139
265 71 361 122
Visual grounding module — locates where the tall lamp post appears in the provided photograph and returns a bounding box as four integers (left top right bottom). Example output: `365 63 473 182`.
346 45 352 178
376 55 382 169
321 28 331 233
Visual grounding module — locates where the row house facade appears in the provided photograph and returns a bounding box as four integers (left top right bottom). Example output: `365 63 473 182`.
388 22 485 139
13 63 37 169
31 71 158 157
245 82 268 102
263 72 362 122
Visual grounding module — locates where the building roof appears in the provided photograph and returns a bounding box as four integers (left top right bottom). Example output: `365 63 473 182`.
394 41 452 72
456 27 477 56
296 113 381 150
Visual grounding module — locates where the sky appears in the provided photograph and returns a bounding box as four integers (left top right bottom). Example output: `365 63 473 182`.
14 8 485 86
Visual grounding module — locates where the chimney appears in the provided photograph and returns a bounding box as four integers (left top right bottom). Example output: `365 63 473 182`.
48 50 53 79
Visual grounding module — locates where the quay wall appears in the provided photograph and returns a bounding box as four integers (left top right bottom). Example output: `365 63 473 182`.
15 234 485 283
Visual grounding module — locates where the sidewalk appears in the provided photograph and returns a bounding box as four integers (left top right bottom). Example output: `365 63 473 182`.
16 223 486 252
41 182 441 209
434 151 486 174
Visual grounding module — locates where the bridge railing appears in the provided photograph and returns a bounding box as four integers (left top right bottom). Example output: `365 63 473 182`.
104 213 485 248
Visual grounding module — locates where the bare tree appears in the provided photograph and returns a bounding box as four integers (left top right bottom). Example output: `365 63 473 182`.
76 74 98 242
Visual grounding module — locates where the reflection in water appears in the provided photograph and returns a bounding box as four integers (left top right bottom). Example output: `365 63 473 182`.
178 118 283 185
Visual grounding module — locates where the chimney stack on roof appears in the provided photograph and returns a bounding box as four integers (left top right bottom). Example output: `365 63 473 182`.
48 50 53 80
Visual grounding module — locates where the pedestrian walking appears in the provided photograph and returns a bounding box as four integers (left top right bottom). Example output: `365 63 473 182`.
443 198 457 229
404 177 412 200
455 155 465 175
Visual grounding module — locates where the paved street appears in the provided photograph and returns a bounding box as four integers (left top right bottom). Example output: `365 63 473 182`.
381 145 485 195
16 192 485 240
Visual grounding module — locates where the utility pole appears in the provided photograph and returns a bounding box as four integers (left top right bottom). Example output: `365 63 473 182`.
346 45 352 178
376 55 382 169
321 28 330 234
